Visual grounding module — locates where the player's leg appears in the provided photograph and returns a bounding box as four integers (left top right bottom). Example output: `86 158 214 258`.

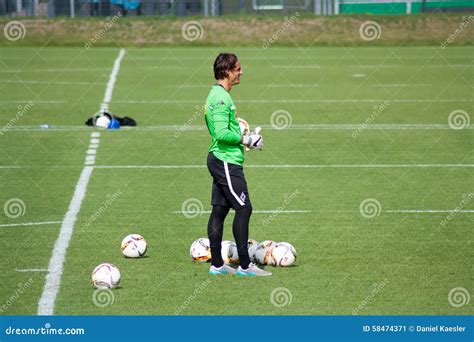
219 161 271 276
232 205 252 269
207 202 229 268
206 153 236 275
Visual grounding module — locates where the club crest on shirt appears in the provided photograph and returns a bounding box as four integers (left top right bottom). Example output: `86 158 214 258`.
240 192 247 202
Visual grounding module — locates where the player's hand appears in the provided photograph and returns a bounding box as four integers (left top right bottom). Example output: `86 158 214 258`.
242 127 263 150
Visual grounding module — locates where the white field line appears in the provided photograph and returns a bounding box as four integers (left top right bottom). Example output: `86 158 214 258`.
385 210 474 213
2 163 473 170
15 98 463 105
0 100 66 104
94 164 474 169
347 64 472 68
173 210 312 214
0 80 106 86
114 99 473 104
370 83 432 87
16 269 48 272
37 166 94 315
37 48 125 316
5 123 473 132
101 48 126 112
0 221 62 227
91 55 472 61
0 68 110 73
174 209 473 214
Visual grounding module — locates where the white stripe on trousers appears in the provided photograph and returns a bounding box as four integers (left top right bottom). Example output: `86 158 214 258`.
223 161 245 206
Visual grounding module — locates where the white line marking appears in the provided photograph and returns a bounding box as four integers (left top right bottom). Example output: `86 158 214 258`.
37 166 94 315
16 268 48 272
86 149 97 155
371 83 432 87
101 48 126 112
0 221 62 228
114 99 473 104
173 210 312 214
0 80 106 86
89 144 99 149
385 210 474 213
37 49 125 316
3 123 473 132
94 164 474 169
90 138 100 144
0 67 110 73
268 84 319 88
0 100 66 104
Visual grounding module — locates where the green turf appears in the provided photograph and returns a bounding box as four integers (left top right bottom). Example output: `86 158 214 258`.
0 46 472 315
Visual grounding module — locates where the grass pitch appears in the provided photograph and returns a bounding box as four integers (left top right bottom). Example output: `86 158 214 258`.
0 46 472 315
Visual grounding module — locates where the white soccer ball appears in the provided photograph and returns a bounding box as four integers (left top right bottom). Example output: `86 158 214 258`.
255 240 276 265
190 238 211 263
92 263 121 289
247 239 259 263
271 242 297 267
221 240 239 264
95 115 110 129
276 242 297 258
121 234 147 258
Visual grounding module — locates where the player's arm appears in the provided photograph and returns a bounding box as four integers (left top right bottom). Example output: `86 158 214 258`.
212 102 242 145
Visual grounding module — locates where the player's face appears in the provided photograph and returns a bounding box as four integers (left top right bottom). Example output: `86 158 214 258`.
229 61 243 85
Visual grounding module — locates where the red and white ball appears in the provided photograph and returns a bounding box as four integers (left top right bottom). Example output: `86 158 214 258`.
121 234 147 258
92 263 121 289
190 238 211 263
255 240 276 265
247 239 259 263
221 240 239 264
271 242 297 267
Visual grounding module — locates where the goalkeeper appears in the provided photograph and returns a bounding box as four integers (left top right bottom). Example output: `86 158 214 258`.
204 53 271 277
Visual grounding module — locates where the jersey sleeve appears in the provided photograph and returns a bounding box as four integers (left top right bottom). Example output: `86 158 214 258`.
210 98 241 145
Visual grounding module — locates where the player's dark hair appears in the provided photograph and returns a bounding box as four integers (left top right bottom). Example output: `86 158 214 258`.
213 53 238 80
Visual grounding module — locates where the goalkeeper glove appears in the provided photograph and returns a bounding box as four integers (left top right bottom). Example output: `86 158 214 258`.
242 127 263 150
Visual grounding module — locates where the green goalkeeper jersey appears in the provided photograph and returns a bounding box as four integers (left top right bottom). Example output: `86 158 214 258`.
204 84 244 166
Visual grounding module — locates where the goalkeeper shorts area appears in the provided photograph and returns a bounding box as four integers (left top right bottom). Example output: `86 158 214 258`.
207 152 252 209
